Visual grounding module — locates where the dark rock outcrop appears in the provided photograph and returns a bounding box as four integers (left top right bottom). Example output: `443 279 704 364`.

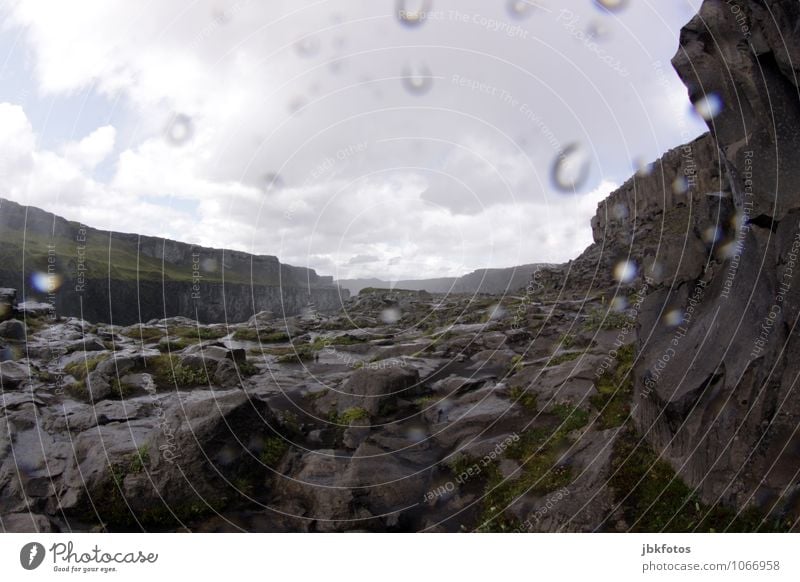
632 0 800 518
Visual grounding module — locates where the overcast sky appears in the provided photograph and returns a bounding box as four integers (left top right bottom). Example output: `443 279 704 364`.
0 0 707 281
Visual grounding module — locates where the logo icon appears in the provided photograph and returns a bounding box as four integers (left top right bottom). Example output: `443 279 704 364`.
20 542 46 570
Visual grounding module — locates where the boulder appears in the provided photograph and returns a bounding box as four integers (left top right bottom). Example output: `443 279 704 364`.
0 361 30 389
339 366 421 415
0 319 25 341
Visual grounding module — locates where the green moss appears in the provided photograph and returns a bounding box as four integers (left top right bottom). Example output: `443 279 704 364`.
235 359 259 377
546 351 580 367
128 445 150 473
583 307 631 331
508 385 537 412
559 333 576 350
259 437 289 468
590 343 634 429
63 354 109 381
608 424 792 532
476 405 589 532
510 354 524 372
338 407 369 426
146 354 209 388
233 328 290 343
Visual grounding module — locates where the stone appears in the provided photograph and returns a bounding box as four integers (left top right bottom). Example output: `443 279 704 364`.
339 366 421 415
0 319 25 340
0 361 30 389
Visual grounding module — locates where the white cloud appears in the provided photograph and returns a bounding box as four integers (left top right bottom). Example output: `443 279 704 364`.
0 0 705 279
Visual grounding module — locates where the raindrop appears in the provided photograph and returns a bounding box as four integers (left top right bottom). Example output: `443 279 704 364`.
380 308 402 324
31 271 63 294
401 63 434 95
594 0 629 12
663 309 684 328
692 93 723 121
634 157 653 177
717 241 738 260
610 296 628 312
263 172 285 192
672 176 689 195
507 0 535 19
396 0 433 28
287 95 308 114
613 260 637 284
295 35 320 58
645 260 664 280
586 20 611 40
406 426 427 443
201 258 218 272
488 304 507 321
551 142 591 193
703 226 722 244
164 113 194 146
612 203 629 220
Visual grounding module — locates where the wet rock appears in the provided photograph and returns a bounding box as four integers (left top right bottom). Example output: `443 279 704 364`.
339 366 421 415
0 361 30 389
0 319 25 340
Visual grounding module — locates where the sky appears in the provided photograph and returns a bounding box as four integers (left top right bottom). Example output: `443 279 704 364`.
0 0 708 281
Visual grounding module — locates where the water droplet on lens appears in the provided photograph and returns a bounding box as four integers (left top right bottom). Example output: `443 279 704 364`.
595 0 628 12
488 304 507 321
703 226 722 244
164 113 194 146
634 157 653 177
610 296 628 312
263 172 284 192
663 309 684 327
31 271 63 293
613 260 637 284
672 176 689 195
381 308 402 324
201 258 218 272
717 241 737 260
402 63 434 95
586 19 611 40
396 0 432 27
295 36 320 58
406 426 427 443
551 143 591 193
612 203 629 220
507 0 534 19
692 93 723 121
288 95 308 114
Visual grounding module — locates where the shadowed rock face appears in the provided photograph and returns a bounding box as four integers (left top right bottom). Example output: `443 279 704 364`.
632 0 800 515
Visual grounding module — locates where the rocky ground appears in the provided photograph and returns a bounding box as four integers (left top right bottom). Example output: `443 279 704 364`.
1 284 791 532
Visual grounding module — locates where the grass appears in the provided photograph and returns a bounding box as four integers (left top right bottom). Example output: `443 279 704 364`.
259 437 289 468
546 351 580 367
583 307 631 331
146 354 209 388
337 407 370 426
589 343 635 429
233 329 290 343
608 424 792 532
476 404 590 531
235 359 259 377
508 385 537 412
128 445 150 473
0 226 284 286
63 354 109 380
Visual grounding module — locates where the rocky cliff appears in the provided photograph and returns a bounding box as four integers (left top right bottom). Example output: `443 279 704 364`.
633 0 800 517
0 198 347 324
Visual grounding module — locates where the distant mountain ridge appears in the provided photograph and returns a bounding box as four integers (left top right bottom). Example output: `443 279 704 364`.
337 263 555 295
